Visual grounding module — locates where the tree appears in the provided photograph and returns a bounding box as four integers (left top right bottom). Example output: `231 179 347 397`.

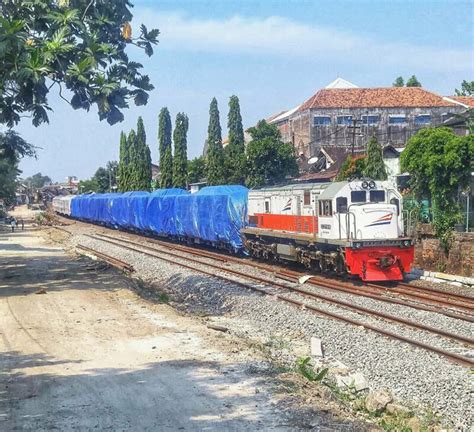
245 120 298 188
78 178 98 194
206 98 225 185
118 131 130 192
455 80 474 96
188 156 206 184
158 107 173 188
335 155 367 181
393 76 404 87
92 167 109 193
400 128 473 249
25 172 52 189
134 117 152 191
0 130 35 203
224 95 246 184
0 1 159 128
172 113 189 189
106 160 118 191
126 129 138 190
406 75 422 87
363 136 387 180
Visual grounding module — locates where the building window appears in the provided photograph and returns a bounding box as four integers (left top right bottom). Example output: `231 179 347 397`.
318 200 332 216
314 116 331 126
415 114 431 125
389 115 406 124
303 190 311 206
361 115 380 125
369 190 385 203
337 115 353 125
351 191 366 203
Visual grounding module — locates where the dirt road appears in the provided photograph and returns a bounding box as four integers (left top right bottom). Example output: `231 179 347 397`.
0 227 292 431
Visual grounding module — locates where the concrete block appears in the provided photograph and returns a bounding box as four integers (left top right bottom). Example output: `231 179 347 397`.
310 337 323 357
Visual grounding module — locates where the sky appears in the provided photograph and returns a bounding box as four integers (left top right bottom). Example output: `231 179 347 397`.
17 0 474 182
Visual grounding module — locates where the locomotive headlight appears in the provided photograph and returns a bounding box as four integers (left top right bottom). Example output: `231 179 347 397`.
368 180 376 189
361 181 369 189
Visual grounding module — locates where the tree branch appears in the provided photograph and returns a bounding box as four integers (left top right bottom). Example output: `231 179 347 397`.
82 0 94 20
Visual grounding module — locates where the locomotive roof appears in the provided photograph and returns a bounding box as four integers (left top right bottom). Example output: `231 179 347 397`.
251 182 333 192
318 182 347 199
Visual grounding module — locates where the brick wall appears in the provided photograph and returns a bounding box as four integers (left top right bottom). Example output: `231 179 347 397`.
414 232 474 277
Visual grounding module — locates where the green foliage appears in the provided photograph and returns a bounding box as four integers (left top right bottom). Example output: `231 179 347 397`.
295 356 329 382
158 107 173 189
393 76 404 87
406 75 422 87
0 0 159 127
118 131 130 192
245 120 298 188
134 116 152 191
188 156 206 184
0 130 35 203
206 97 225 185
24 172 51 188
363 136 387 180
79 161 117 193
172 113 189 189
401 128 473 250
78 177 98 193
455 80 474 96
224 95 246 184
336 155 367 181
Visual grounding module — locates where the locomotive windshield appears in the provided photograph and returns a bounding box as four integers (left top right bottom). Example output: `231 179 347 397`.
351 191 366 203
369 190 385 203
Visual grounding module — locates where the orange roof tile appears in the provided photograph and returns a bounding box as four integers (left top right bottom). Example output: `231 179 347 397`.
447 96 474 107
300 87 456 110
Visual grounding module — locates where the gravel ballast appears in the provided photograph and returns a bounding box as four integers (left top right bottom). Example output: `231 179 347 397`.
58 223 473 429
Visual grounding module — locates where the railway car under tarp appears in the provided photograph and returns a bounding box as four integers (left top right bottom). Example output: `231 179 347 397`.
144 188 189 236
176 185 249 251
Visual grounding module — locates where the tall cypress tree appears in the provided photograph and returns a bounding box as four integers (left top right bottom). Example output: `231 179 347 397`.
206 97 225 185
127 129 138 190
225 95 246 184
158 107 173 189
363 136 388 180
135 116 152 191
118 131 129 192
172 113 189 189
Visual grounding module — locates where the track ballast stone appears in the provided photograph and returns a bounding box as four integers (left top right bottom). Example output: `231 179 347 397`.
63 226 473 429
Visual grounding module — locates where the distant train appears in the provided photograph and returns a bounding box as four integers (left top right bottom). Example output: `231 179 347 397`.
53 180 414 282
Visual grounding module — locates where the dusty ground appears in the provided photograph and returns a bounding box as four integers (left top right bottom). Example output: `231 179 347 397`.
0 214 370 431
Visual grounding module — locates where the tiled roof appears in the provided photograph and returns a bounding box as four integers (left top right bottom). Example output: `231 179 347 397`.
300 87 457 111
447 96 474 107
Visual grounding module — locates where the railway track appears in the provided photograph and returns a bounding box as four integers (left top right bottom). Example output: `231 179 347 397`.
80 231 474 368
95 230 474 322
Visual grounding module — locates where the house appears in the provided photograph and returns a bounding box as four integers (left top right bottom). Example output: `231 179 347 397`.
269 79 469 159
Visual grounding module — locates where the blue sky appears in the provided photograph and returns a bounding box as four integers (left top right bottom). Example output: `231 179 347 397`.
18 0 474 181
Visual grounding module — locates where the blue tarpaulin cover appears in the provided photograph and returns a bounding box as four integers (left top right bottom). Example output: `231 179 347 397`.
70 185 248 250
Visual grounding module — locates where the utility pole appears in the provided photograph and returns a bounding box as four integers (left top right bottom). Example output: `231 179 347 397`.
348 118 363 155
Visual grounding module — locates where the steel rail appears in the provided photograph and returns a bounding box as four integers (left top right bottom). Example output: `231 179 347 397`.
88 234 474 366
97 231 474 323
76 244 135 273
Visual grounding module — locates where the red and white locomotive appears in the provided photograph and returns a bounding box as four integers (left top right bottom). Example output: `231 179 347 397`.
241 180 414 281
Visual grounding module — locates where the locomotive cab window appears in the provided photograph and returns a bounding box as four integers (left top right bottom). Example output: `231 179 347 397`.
318 200 332 216
390 198 400 215
303 190 311 206
351 191 366 203
369 190 385 203
336 197 348 213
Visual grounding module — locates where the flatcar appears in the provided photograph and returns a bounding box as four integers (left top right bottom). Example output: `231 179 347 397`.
242 180 413 281
52 180 414 282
